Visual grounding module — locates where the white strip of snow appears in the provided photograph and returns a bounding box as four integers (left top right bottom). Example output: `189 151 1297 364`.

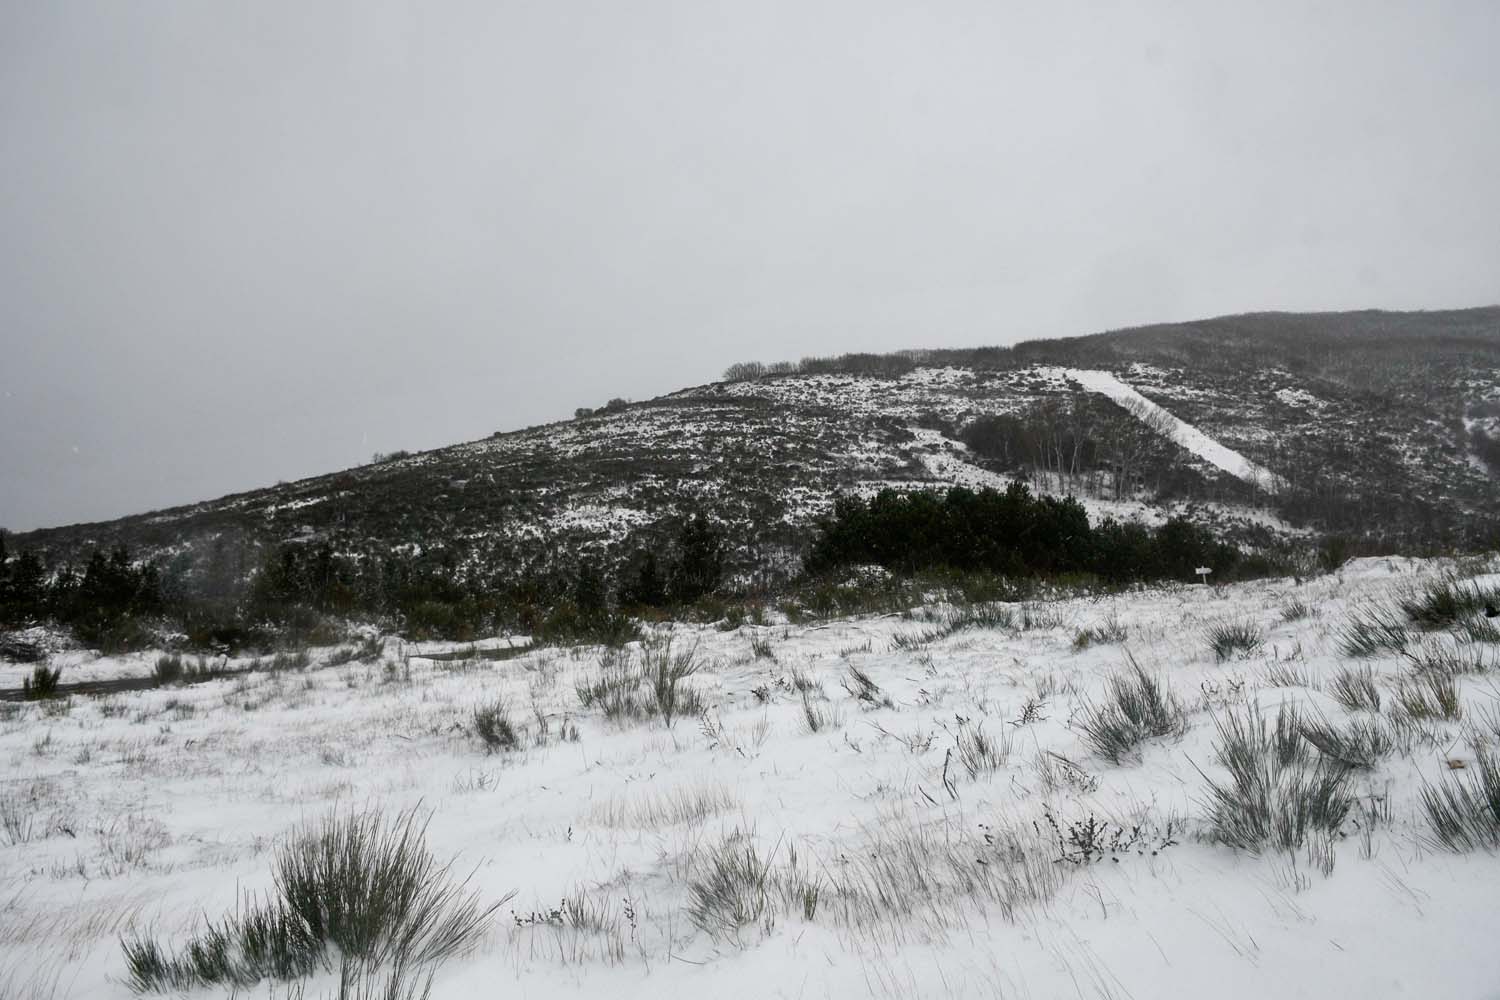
1042 367 1285 493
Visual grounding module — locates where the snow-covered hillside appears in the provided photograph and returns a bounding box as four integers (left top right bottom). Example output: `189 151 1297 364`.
4 556 1499 998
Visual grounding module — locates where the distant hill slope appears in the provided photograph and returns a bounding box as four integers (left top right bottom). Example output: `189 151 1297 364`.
11 307 1500 590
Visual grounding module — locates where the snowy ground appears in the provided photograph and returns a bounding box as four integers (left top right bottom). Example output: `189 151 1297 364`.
4 557 1500 999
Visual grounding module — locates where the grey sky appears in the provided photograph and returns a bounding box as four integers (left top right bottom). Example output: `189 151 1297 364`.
3 1 1497 532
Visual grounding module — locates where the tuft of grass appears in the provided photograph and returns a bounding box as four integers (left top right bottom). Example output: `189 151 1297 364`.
953 719 1012 778
153 654 185 686
642 636 704 728
1280 599 1312 623
808 814 1064 931
121 807 508 992
1016 602 1066 631
1299 715 1395 770
1338 603 1410 658
1403 639 1493 677
1398 575 1500 630
941 602 1015 633
1200 703 1353 853
749 633 776 660
575 650 648 722
1464 704 1500 751
1262 660 1312 689
889 629 943 652
800 692 841 734
1072 615 1128 650
471 700 519 753
686 832 773 940
841 664 893 709
22 663 62 701
1421 751 1500 851
1451 615 1500 644
269 649 312 672
591 784 737 829
1392 673 1463 723
0 783 49 847
1328 665 1382 712
1077 659 1187 764
786 665 822 698
1206 622 1263 662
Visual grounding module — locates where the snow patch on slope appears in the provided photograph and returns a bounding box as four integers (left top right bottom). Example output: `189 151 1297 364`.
1044 368 1285 493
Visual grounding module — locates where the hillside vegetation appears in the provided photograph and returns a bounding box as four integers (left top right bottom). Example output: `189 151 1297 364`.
3 307 1498 651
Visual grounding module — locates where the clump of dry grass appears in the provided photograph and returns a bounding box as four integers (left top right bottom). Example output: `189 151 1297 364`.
1328 665 1382 713
590 784 737 828
1199 703 1353 856
1077 659 1187 764
122 807 507 993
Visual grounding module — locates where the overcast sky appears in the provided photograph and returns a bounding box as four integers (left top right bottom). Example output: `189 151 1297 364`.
2 1 1497 531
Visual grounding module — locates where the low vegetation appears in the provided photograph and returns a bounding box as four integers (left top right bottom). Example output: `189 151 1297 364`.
1328 666 1382 713
574 639 705 727
121 807 506 992
1421 751 1500 851
642 636 704 728
1398 575 1500 630
471 699 519 753
685 832 774 941
1200 703 1354 855
1298 715 1395 770
1077 659 1187 764
21 663 61 701
806 484 1253 585
1338 602 1411 658
1206 621 1263 662
1073 615 1128 649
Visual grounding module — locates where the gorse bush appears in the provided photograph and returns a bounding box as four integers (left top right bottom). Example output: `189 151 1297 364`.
1077 659 1187 764
121 807 506 992
1200 703 1353 853
1421 750 1500 851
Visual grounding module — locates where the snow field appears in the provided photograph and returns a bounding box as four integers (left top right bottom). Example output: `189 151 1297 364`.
2 557 1499 998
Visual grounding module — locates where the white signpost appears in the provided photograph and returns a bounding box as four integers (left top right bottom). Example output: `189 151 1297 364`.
1195 566 1212 585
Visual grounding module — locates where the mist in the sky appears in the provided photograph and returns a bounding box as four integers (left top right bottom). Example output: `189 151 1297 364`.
2 1 1497 530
